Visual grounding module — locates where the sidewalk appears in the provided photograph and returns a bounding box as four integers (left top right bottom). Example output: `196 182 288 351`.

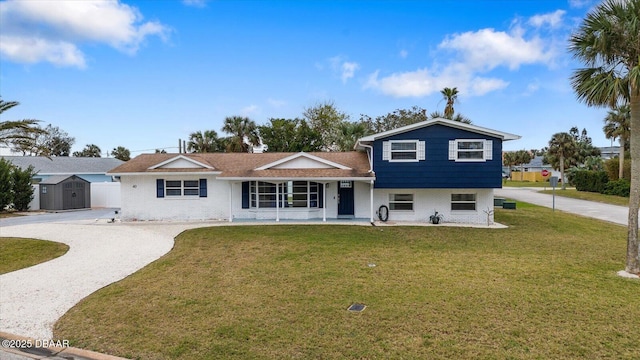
495 187 629 226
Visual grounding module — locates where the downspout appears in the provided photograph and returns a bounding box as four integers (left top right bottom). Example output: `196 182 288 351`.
357 141 375 222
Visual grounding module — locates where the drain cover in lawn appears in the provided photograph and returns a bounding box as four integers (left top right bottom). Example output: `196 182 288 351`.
347 303 366 312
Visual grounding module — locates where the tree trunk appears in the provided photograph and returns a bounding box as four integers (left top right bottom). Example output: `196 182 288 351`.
560 154 566 190
626 90 640 274
619 138 625 179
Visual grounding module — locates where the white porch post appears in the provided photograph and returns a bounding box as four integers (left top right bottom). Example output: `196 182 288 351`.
228 182 233 222
370 180 374 222
323 182 327 222
276 182 280 222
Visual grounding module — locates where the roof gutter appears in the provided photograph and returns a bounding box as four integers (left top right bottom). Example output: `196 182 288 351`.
356 141 374 173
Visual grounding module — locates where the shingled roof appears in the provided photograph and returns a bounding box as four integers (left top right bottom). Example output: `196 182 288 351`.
1 156 124 175
108 152 374 180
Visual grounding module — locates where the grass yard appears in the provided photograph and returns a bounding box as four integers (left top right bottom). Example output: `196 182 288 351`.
54 204 638 359
539 189 629 207
0 238 69 274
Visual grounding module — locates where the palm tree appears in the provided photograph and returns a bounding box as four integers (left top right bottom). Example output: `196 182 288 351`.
429 111 472 124
569 0 640 274
0 98 46 148
187 130 221 153
546 133 576 190
603 104 630 179
336 121 371 151
514 150 532 181
221 116 260 153
441 87 459 118
502 152 517 179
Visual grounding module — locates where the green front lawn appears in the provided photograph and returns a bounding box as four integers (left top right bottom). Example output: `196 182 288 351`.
0 238 69 274
539 189 629 207
503 180 554 188
55 205 638 359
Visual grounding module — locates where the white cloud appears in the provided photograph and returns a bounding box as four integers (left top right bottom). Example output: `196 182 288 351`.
568 0 593 9
182 0 208 8
240 105 259 116
365 22 556 98
528 10 566 29
364 65 508 98
328 56 360 83
0 0 169 68
399 49 408 59
267 98 287 108
439 28 554 71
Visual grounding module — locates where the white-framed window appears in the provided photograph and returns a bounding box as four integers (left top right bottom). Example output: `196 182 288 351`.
383 140 425 162
451 193 476 211
448 139 493 162
249 181 321 208
389 193 414 211
165 180 199 197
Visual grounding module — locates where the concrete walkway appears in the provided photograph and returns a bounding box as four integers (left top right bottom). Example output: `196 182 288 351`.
495 187 629 226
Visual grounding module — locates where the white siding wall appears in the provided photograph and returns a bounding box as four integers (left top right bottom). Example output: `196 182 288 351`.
119 175 227 221
29 184 40 210
373 188 494 225
91 182 121 208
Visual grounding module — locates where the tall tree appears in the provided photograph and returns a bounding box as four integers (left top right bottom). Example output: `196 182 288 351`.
0 97 46 150
360 106 428 133
11 124 75 156
603 104 631 179
73 144 102 157
336 121 371 151
187 130 221 153
111 146 131 161
221 116 260 153
303 101 350 151
258 118 322 152
0 158 13 210
545 132 577 190
569 126 601 166
441 87 459 118
569 0 640 274
514 150 533 181
429 111 472 124
503 152 517 178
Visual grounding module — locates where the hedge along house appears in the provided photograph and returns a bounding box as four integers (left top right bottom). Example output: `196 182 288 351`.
108 118 520 224
39 175 91 211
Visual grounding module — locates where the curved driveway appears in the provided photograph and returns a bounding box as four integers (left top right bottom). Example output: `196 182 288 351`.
0 214 207 340
495 187 629 226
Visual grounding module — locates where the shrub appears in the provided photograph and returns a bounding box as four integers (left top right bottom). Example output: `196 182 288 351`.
602 179 630 197
12 165 36 211
604 158 631 181
0 158 13 210
571 170 609 193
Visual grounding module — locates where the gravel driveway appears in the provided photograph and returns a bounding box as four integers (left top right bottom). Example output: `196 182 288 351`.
0 219 206 340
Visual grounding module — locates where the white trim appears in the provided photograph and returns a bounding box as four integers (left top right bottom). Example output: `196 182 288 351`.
358 118 520 143
148 155 215 170
218 176 375 181
108 171 222 176
255 152 351 170
451 139 489 162
385 140 423 162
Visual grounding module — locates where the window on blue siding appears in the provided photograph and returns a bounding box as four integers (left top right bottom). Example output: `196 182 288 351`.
451 193 476 211
384 140 425 162
449 139 492 162
389 194 414 211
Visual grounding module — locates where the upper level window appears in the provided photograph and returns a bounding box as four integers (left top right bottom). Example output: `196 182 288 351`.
449 139 493 162
383 140 425 162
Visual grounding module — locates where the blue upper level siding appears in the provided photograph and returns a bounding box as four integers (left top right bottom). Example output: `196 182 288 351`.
372 124 503 189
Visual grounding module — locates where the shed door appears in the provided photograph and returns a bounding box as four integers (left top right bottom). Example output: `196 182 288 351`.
63 181 86 209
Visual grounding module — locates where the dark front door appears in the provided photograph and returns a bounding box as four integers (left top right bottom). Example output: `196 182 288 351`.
337 181 354 216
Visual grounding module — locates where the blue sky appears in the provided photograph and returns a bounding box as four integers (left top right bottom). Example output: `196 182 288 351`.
0 0 615 156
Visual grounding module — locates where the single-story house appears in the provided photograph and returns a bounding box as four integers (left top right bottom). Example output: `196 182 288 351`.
108 118 520 224
1 156 124 183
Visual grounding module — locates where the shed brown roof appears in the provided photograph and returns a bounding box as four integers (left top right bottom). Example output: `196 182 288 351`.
108 152 374 179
